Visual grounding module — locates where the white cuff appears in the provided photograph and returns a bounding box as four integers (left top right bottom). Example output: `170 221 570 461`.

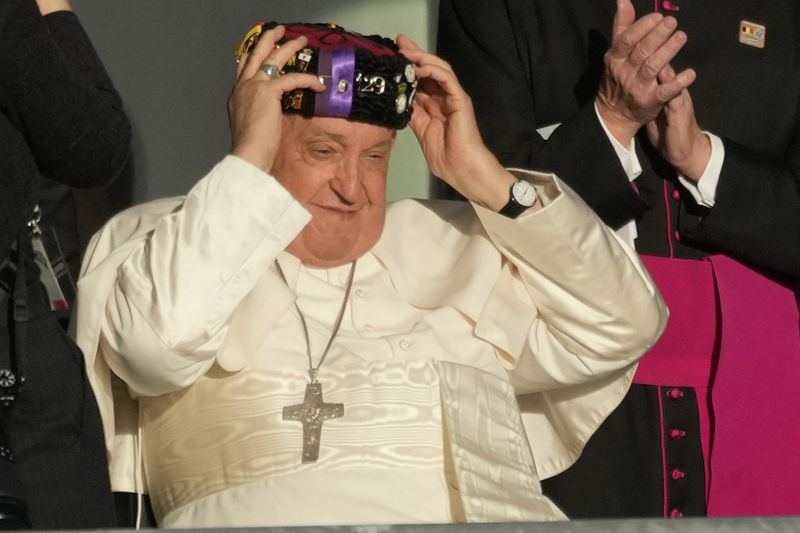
677 132 724 208
594 102 642 182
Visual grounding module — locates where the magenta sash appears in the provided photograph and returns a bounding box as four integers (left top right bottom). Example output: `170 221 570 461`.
706 255 800 515
635 256 717 387
636 255 800 516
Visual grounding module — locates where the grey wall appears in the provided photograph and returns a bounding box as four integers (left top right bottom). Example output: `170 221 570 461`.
70 0 439 204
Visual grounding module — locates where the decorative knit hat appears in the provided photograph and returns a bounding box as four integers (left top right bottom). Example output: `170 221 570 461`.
235 21 417 129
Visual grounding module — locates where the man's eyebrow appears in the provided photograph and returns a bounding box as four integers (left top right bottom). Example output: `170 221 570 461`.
305 131 348 143
304 131 393 151
365 140 393 151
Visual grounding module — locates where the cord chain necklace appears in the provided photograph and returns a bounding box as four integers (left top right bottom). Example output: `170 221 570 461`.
276 260 355 463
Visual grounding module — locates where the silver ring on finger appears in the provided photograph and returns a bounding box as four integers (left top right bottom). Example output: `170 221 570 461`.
261 63 282 80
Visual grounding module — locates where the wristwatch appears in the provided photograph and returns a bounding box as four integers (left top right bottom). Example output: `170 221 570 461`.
498 179 538 218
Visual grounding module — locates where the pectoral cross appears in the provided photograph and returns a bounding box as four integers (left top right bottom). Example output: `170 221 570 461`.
282 379 344 463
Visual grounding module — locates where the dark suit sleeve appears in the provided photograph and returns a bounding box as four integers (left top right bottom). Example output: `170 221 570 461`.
436 0 645 229
682 132 800 277
0 0 131 188
0 114 40 248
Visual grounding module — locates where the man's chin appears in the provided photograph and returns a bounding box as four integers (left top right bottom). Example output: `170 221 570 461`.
286 219 383 268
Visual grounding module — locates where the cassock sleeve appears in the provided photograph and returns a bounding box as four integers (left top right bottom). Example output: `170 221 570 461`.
0 0 131 187
680 134 800 277
471 170 667 392
472 170 668 477
377 169 668 478
98 156 311 396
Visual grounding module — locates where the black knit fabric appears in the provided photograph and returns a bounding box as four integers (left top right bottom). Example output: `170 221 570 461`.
0 0 131 262
0 0 131 528
240 21 417 130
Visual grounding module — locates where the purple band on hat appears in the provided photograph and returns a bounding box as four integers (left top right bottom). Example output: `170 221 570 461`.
315 48 355 117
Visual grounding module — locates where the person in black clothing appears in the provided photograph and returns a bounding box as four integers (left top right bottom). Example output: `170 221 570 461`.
438 0 800 520
0 0 131 528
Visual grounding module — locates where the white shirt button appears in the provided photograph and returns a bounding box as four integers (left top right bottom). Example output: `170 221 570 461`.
398 339 412 351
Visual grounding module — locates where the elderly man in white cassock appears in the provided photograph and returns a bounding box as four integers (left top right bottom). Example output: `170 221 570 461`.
74 20 668 528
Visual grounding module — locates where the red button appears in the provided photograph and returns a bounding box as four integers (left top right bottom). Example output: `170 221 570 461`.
671 468 686 480
667 388 684 400
670 508 684 518
670 429 687 440
672 189 681 201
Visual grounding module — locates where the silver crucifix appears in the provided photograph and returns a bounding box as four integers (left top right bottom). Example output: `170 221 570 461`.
282 381 344 463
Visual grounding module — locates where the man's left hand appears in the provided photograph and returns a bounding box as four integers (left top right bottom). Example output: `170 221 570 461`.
646 65 711 182
397 35 524 212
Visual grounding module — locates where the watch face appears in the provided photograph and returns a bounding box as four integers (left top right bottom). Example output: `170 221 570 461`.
512 180 538 207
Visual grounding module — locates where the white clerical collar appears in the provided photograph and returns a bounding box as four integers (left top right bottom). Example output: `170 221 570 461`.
276 252 378 290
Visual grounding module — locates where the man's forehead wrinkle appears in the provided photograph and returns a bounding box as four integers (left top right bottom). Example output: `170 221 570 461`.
300 124 393 152
305 129 348 144
369 139 394 151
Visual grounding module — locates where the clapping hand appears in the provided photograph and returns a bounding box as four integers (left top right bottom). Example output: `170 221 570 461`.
596 0 697 145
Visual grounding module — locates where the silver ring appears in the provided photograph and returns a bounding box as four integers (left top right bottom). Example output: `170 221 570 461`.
260 63 281 80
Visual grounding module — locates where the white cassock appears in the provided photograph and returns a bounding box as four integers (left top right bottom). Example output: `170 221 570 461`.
74 156 667 527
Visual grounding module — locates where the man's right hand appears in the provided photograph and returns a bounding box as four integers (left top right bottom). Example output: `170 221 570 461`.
228 25 324 172
595 0 696 146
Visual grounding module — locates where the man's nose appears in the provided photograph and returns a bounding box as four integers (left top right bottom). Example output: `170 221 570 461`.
330 158 361 205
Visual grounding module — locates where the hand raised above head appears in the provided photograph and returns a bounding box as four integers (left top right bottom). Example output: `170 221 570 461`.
228 25 324 172
396 34 479 176
595 0 696 146
397 35 517 211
